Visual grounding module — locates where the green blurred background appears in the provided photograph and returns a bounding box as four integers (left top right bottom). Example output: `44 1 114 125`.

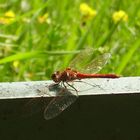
0 0 140 82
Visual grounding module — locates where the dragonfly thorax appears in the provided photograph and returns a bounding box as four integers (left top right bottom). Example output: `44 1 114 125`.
51 68 78 83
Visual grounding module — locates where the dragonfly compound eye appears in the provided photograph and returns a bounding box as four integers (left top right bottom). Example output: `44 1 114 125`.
51 72 60 83
51 73 56 81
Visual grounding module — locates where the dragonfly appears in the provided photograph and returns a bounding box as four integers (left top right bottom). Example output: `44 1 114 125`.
44 48 119 120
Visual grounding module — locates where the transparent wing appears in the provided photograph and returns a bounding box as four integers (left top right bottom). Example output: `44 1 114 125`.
44 89 78 120
69 48 111 74
82 53 111 73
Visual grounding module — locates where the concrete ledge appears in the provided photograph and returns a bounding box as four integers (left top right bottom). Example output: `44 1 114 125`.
0 77 140 99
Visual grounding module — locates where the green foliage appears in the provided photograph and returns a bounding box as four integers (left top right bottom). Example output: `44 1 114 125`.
0 0 140 81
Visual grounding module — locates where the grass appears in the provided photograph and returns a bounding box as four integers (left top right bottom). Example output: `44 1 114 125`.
0 0 140 82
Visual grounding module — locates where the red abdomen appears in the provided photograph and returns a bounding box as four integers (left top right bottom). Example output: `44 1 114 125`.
76 73 119 79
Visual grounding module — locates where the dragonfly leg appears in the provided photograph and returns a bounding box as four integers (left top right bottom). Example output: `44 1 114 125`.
62 82 67 89
53 82 69 96
66 82 78 96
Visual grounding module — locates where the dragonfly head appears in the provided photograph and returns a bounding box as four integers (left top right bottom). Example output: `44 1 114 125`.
51 71 61 83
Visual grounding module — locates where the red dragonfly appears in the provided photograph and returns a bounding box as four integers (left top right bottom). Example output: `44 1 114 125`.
44 48 119 120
